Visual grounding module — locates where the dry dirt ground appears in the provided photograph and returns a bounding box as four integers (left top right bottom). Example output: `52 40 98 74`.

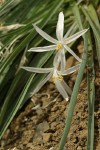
0 43 100 150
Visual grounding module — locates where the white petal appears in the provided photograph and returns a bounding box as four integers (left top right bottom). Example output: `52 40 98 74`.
64 45 82 62
59 64 80 75
60 80 72 95
60 48 66 72
56 12 64 41
64 29 88 44
64 22 77 38
53 51 61 68
21 66 53 73
55 80 69 101
28 45 56 52
33 24 58 44
31 72 52 95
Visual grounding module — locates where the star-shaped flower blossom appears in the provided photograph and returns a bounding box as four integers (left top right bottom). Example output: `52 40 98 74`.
21 64 80 101
28 12 88 71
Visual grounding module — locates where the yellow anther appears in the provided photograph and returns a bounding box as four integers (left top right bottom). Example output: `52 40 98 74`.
56 43 63 51
52 76 63 83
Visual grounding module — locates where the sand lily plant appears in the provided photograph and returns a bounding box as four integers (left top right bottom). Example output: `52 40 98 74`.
21 8 88 145
0 1 98 150
22 12 87 101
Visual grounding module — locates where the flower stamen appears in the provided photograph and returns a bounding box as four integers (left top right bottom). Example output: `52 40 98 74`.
56 43 63 51
52 75 63 83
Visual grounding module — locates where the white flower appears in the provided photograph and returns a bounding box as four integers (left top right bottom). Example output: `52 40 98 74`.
21 64 80 101
28 12 88 71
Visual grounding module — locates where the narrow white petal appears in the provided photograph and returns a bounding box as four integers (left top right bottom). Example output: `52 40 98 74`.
59 64 80 75
64 22 77 38
64 45 82 62
31 72 52 95
55 80 69 101
60 48 66 72
28 45 56 52
21 66 53 73
33 24 58 44
61 80 72 95
64 29 88 44
56 12 64 41
53 51 61 68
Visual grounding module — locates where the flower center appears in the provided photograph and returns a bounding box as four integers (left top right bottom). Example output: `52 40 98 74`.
56 43 63 51
52 75 63 83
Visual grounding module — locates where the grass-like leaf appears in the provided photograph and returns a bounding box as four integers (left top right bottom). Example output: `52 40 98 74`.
81 5 100 66
0 0 64 139
86 28 95 150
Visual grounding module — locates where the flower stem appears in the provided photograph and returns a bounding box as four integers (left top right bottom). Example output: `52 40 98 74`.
59 3 88 149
